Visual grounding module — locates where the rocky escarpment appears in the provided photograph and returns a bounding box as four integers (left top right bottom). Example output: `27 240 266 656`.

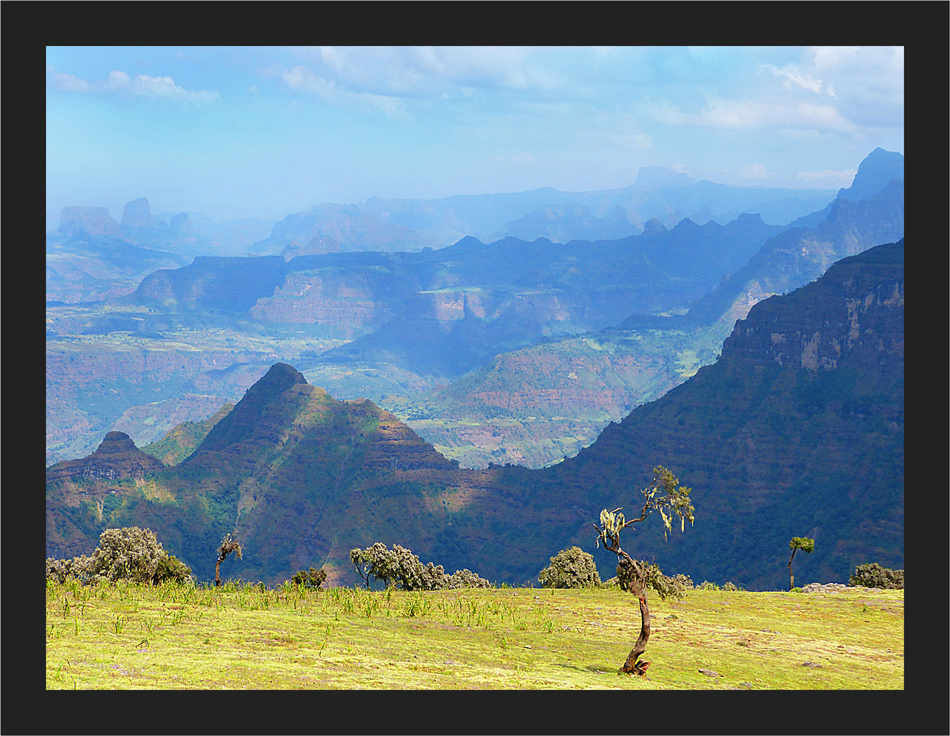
721 239 904 374
539 239 904 590
133 256 288 313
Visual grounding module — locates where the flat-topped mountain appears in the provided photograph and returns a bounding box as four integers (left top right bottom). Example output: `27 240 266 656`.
46 431 166 484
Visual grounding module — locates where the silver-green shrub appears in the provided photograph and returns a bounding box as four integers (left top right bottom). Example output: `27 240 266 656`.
46 527 194 585
443 568 492 589
349 543 490 590
538 546 602 589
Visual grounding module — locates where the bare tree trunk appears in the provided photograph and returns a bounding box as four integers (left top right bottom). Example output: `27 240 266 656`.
215 558 222 587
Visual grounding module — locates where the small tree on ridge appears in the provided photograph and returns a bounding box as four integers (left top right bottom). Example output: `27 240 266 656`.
215 533 243 587
787 536 814 590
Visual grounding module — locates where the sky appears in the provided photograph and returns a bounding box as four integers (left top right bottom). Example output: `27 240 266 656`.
46 46 904 227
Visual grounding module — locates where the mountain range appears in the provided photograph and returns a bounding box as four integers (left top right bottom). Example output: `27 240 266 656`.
45 149 904 470
46 237 903 591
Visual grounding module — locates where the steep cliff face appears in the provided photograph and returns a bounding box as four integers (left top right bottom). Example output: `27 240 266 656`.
542 240 904 589
722 241 904 373
121 198 153 229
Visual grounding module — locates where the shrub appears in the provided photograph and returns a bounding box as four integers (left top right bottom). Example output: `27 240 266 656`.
153 555 195 585
849 563 904 590
607 560 691 600
290 566 328 590
538 546 602 589
443 568 492 589
349 543 490 591
46 555 89 584
46 527 194 585
669 573 695 592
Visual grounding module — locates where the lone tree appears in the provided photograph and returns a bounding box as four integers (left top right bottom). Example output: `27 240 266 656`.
787 536 814 590
592 465 695 676
215 533 243 587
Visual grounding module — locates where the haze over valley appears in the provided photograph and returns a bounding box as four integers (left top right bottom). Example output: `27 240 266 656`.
47 46 903 591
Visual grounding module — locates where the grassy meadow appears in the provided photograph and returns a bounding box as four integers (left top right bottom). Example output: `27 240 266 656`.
45 578 903 690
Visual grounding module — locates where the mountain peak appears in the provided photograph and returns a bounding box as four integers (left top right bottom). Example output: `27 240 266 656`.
837 149 904 203
641 217 668 235
93 431 141 455
259 362 308 389
187 363 310 456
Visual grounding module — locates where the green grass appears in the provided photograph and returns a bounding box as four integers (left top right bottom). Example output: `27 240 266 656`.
46 579 903 690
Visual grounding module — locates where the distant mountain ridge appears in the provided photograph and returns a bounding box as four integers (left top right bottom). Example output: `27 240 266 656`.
262 172 835 254
46 149 902 472
126 213 786 379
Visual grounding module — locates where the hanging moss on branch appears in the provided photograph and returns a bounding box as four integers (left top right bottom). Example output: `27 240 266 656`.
592 465 695 676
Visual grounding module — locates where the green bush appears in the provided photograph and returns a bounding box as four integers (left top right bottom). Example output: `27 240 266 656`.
538 547 601 589
290 566 328 590
443 568 492 589
46 526 194 585
349 543 490 591
153 554 194 585
620 559 691 600
849 563 904 590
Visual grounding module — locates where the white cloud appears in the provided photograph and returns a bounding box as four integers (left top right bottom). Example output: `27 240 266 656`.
46 66 220 106
282 65 337 100
797 168 856 186
281 64 411 119
740 163 770 179
646 95 853 133
765 63 832 97
610 132 654 151
48 70 95 93
488 151 540 166
287 46 567 101
800 46 903 128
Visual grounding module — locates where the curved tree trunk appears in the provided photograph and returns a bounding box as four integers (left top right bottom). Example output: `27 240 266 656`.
621 586 651 675
618 556 651 676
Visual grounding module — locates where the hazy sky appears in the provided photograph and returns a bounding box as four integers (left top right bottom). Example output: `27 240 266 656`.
46 46 904 226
